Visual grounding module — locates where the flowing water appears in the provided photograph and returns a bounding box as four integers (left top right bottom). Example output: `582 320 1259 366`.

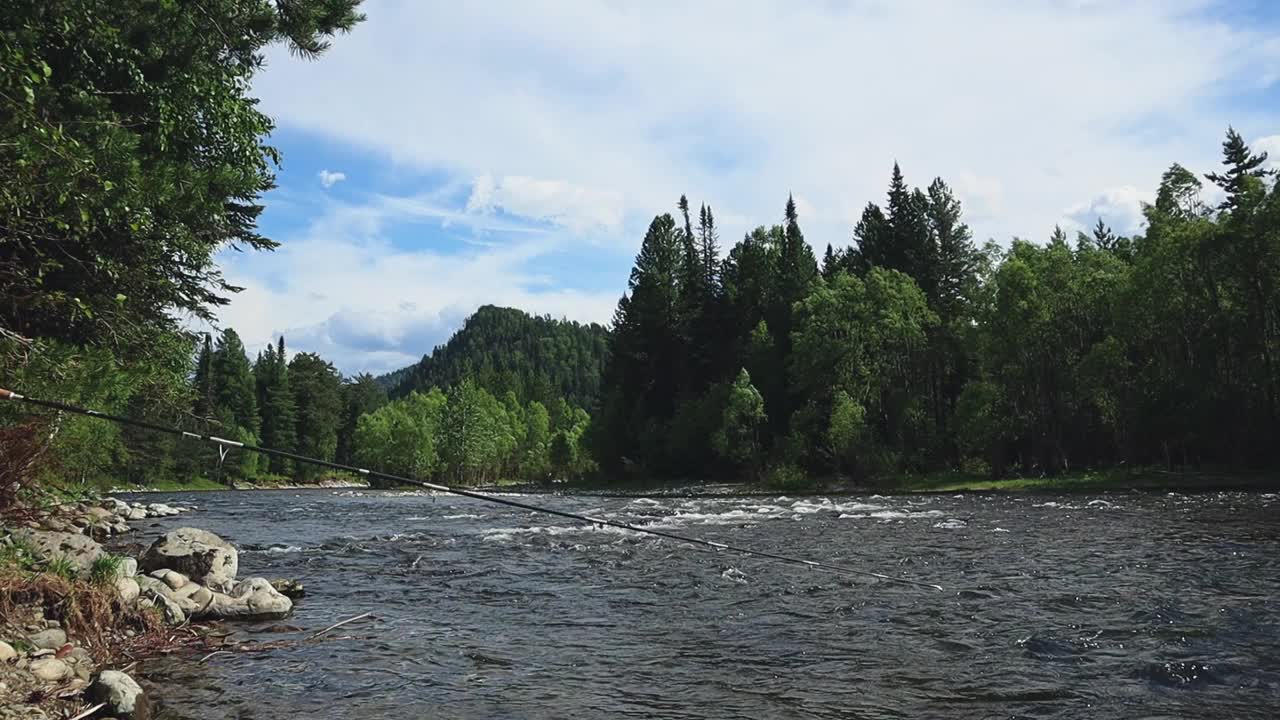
121 489 1280 719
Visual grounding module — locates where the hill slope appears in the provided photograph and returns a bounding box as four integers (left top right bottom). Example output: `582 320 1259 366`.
387 305 610 410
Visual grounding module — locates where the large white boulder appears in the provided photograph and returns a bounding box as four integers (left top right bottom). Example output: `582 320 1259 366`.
205 578 293 620
140 528 238 592
13 530 104 572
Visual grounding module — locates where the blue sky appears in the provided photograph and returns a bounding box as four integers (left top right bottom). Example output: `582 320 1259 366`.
213 0 1280 375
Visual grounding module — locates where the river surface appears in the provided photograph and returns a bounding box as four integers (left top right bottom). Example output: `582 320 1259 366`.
119 488 1280 719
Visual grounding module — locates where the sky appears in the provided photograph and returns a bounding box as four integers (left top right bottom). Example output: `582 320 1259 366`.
211 0 1280 376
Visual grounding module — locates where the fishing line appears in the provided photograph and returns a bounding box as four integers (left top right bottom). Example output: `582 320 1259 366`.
1 387 944 591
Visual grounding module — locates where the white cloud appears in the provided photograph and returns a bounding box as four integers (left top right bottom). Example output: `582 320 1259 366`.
1255 134 1280 173
1063 185 1156 236
318 169 347 188
465 174 624 233
953 172 1007 224
253 0 1280 248
214 195 617 375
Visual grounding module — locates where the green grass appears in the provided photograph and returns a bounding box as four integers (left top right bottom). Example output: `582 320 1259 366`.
891 468 1279 493
44 555 79 580
111 475 230 492
88 554 124 586
0 536 40 572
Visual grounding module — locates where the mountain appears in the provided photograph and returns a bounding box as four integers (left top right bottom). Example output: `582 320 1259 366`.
387 305 610 410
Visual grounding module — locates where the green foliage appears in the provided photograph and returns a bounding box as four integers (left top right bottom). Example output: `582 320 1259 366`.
765 462 810 491
336 374 388 465
289 352 343 479
0 536 39 572
712 369 767 479
44 555 79 580
255 338 297 474
0 0 364 348
88 554 123 586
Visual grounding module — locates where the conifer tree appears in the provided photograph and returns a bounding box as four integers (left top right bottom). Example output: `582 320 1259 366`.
289 352 342 479
255 336 297 474
211 329 258 434
193 334 215 418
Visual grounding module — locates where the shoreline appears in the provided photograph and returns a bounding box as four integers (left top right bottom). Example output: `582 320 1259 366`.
0 495 300 718
111 469 1280 499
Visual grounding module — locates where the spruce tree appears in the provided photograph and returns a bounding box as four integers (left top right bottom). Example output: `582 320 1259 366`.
210 329 258 434
193 334 215 418
255 336 297 474
1206 127 1271 211
289 352 343 479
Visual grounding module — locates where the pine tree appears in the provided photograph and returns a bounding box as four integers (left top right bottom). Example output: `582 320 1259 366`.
255 336 297 474
193 333 215 418
211 329 258 434
769 196 818 429
289 352 342 479
336 374 388 466
1092 218 1116 250
1206 127 1271 211
698 204 720 291
926 177 977 320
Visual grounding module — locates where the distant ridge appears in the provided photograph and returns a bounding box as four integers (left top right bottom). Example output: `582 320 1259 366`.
381 305 610 410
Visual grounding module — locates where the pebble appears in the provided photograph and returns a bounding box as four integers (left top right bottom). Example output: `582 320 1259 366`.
27 628 67 650
29 657 70 682
0 641 15 662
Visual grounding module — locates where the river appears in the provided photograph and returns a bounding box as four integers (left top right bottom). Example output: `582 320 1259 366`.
120 488 1280 719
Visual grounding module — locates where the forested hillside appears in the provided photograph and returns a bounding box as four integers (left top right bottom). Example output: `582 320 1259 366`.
594 132 1280 485
390 305 609 410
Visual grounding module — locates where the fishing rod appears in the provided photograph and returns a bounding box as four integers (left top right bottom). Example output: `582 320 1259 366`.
1 387 944 591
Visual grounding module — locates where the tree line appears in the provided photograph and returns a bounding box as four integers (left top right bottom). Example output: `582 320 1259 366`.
592 130 1279 484
108 326 595 487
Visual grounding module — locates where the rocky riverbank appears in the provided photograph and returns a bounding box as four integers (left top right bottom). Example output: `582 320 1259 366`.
0 497 297 719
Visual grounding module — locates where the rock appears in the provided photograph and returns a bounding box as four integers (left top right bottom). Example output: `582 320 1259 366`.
150 569 188 590
120 557 138 577
65 647 93 682
203 578 293 620
115 577 140 604
189 585 214 608
135 579 186 624
27 628 66 650
14 530 104 572
0 640 15 662
147 503 180 517
125 508 148 521
140 528 237 592
87 506 115 522
269 578 306 599
104 497 131 513
28 657 70 682
92 670 150 719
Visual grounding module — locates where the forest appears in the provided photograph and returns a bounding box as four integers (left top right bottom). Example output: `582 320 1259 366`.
592 137 1279 485
1 2 1277 494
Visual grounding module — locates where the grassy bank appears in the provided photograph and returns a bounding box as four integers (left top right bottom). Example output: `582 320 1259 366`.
889 469 1280 494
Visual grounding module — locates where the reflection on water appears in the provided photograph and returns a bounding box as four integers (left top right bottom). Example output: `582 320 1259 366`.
123 489 1280 719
